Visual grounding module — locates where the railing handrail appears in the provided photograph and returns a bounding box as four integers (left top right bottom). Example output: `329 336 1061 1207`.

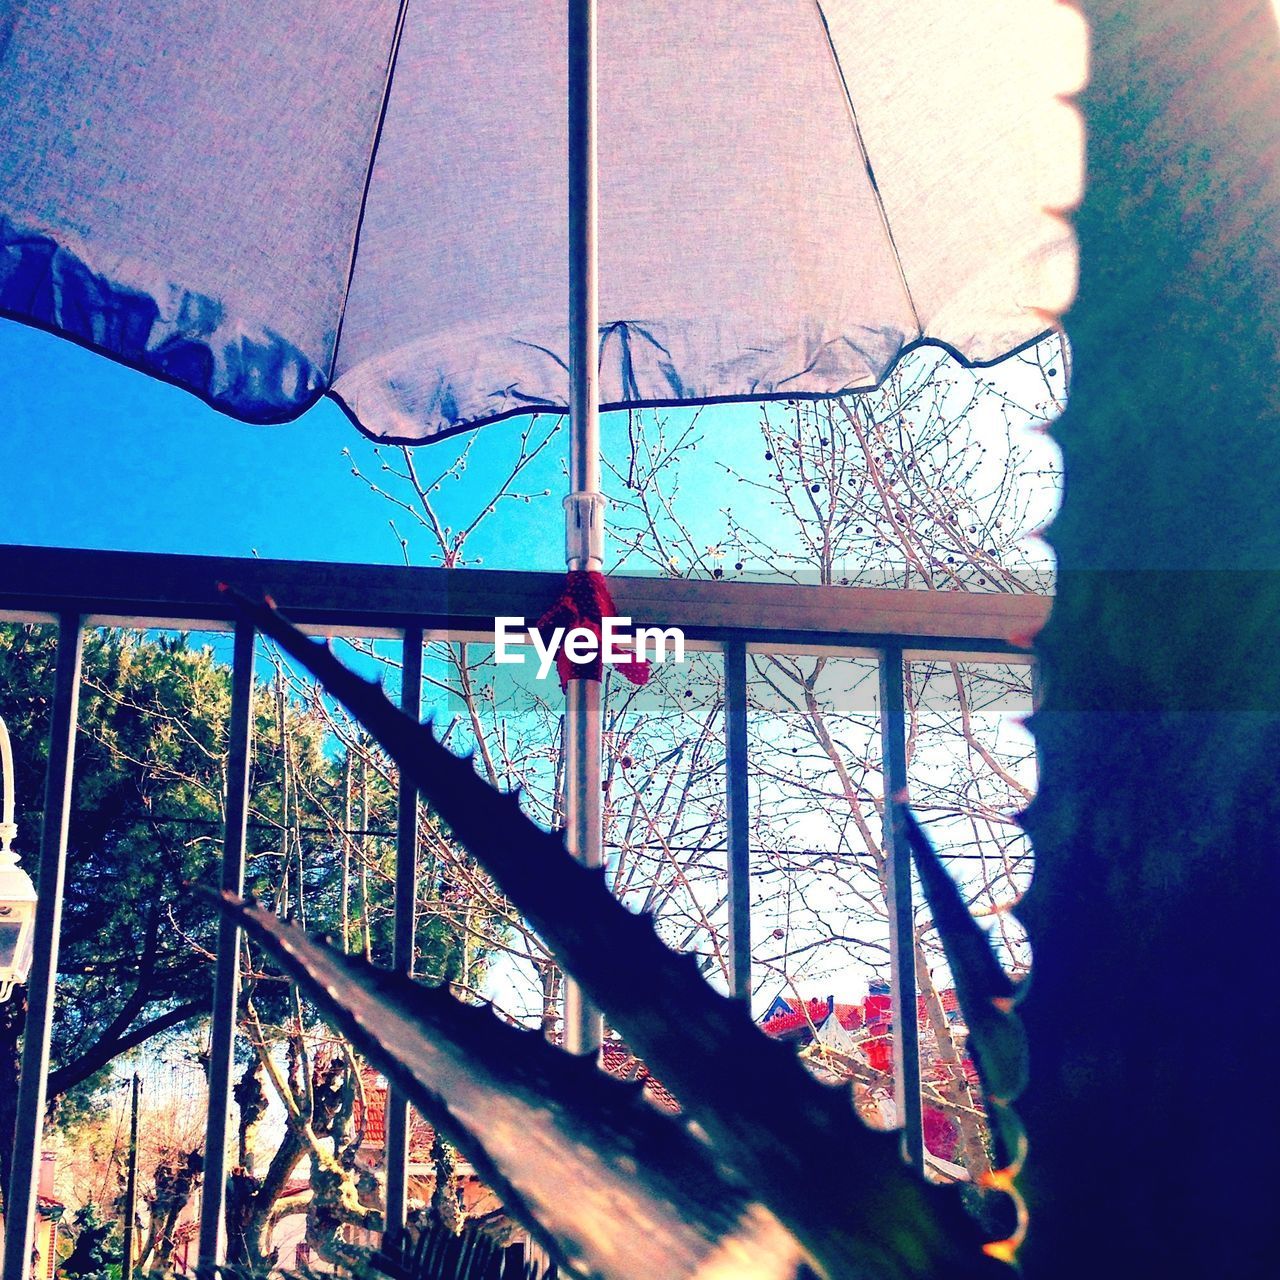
0 543 1047 655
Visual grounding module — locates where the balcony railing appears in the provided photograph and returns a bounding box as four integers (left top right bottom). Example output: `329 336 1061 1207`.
0 542 1047 1275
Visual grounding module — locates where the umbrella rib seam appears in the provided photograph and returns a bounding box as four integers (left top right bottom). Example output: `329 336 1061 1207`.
811 0 923 339
329 0 415 385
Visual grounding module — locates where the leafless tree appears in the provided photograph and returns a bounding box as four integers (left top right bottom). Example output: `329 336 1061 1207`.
324 339 1062 1187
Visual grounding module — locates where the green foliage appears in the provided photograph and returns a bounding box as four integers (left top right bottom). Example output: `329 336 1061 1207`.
0 626 230 1096
60 1203 115 1280
3 622 504 1268
0 625 489 1112
1014 3 1280 1276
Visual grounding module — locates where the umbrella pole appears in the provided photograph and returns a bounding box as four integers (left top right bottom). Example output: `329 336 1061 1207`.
562 0 604 1056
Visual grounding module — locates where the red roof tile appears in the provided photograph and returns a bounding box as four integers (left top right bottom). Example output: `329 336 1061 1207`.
355 1071 437 1156
601 1042 680 1113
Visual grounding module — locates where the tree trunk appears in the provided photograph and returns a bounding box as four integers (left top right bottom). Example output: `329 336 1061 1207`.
913 945 991 1181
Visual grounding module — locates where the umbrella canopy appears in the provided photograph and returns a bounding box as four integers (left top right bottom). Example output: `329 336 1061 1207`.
0 0 1082 443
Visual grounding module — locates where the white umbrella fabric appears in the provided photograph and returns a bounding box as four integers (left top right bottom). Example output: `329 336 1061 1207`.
0 0 1081 442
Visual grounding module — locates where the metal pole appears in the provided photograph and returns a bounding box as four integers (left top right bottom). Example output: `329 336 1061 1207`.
384 627 423 1240
724 642 751 999
197 622 255 1276
562 0 604 1057
879 646 924 1173
2 614 83 1280
1030 656 1044 788
122 1073 142 1280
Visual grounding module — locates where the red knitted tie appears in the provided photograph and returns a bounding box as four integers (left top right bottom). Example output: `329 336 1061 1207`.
535 570 652 691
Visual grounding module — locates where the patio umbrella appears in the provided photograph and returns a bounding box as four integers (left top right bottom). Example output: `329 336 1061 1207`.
0 1 1080 439
0 1 1082 1273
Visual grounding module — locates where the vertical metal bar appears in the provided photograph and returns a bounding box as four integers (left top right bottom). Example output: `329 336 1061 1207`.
122 1073 142 1280
197 622 255 1276
724 641 751 999
384 627 423 1240
562 682 602 1054
1030 657 1044 787
879 646 924 1174
562 0 604 1057
567 0 599 497
2 614 82 1280
1030 657 1044 715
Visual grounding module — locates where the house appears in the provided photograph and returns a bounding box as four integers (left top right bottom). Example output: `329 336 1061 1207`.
353 1073 507 1230
0 1154 64 1280
761 982 976 1179
600 1039 680 1113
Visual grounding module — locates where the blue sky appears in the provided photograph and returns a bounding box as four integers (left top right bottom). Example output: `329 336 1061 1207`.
0 318 763 571
0 314 1060 583
0 317 797 573
0 319 545 564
